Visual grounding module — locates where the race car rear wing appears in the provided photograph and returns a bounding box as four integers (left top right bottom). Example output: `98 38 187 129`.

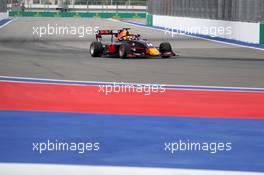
95 28 131 42
96 30 117 37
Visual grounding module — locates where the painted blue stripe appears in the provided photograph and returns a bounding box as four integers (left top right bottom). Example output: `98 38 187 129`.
0 18 12 27
0 110 263 172
122 20 264 50
1 76 264 92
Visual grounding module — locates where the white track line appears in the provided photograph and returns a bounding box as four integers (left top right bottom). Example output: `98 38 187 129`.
1 75 264 92
0 163 263 175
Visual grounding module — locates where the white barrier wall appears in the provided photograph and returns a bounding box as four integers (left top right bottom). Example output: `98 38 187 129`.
0 12 8 20
153 15 260 44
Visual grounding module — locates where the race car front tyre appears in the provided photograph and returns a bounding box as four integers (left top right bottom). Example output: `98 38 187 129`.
159 42 172 58
90 42 103 57
119 44 129 59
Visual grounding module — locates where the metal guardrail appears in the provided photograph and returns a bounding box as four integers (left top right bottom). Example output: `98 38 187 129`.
148 0 264 23
9 10 146 18
7 0 147 12
0 0 7 13
10 4 146 11
7 0 146 6
73 0 146 6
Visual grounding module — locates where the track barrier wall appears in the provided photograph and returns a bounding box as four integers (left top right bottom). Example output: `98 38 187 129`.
147 14 263 45
0 12 8 20
146 13 153 26
147 0 264 23
0 0 7 20
8 11 146 19
147 0 264 45
260 23 264 44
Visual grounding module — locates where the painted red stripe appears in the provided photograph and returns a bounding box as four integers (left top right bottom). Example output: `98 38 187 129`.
0 82 264 119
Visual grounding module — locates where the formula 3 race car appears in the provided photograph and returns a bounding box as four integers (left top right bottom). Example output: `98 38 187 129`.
90 28 176 59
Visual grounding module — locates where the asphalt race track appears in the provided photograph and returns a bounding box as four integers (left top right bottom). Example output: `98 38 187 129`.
0 17 264 87
1 17 264 175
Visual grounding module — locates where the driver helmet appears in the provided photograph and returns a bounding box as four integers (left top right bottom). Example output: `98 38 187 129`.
118 29 129 40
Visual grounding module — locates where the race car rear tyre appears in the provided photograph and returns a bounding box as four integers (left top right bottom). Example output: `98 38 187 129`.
159 42 172 58
90 42 103 57
119 44 129 59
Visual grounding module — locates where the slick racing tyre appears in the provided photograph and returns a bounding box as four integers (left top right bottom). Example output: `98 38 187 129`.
159 42 172 58
90 42 103 57
119 44 130 59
